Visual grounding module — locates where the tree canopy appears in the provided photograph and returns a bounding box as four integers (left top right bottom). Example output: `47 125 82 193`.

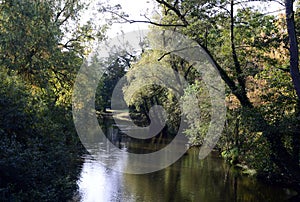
1 0 300 200
101 0 300 194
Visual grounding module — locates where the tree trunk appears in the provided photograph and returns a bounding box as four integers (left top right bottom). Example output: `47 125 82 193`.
285 0 300 168
285 0 300 100
230 0 251 108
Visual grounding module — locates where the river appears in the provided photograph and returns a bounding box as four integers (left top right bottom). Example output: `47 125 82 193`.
76 116 294 202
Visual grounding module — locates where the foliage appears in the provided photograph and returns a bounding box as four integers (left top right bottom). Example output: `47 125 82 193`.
95 51 132 111
2 0 297 198
122 50 182 134
0 68 81 201
181 81 211 145
106 0 300 193
0 0 106 200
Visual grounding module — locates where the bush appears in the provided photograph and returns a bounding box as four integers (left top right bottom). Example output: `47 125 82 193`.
0 68 82 201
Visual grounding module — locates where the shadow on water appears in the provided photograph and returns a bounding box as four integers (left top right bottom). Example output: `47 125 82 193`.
76 114 295 202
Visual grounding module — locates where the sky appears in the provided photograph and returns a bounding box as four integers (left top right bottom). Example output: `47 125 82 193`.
106 0 157 37
83 0 157 37
83 0 298 37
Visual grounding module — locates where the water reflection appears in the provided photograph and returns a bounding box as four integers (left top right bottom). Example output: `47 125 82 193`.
78 158 122 201
77 117 293 201
78 145 291 202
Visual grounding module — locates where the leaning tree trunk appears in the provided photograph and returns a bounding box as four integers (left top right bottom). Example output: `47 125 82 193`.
285 0 300 167
285 0 300 99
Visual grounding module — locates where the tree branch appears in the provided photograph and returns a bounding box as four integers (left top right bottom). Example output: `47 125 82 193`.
157 46 194 61
156 0 189 26
230 0 253 108
55 0 78 26
234 0 284 6
55 2 69 23
106 10 187 27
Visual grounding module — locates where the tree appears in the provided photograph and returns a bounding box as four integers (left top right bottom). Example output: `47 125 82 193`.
0 0 106 200
105 0 300 193
285 0 300 165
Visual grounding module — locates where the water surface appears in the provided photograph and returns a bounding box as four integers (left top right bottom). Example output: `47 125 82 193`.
77 137 292 202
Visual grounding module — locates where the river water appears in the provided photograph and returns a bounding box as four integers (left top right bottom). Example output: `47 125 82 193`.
76 120 294 202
